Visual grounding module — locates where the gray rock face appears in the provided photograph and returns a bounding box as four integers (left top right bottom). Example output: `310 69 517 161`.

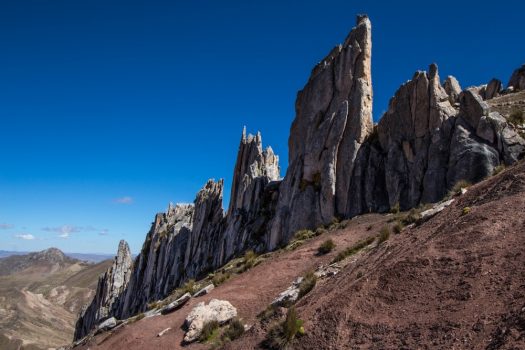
75 130 280 336
349 65 525 214
268 15 373 249
508 64 525 90
485 78 502 100
74 240 132 340
444 75 462 104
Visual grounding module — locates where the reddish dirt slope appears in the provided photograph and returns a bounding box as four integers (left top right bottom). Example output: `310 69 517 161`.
77 160 525 350
75 215 389 350
228 160 525 350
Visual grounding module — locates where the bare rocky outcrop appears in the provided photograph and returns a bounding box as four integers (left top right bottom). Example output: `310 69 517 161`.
74 240 132 340
444 75 462 104
268 15 373 248
184 299 237 343
508 64 525 91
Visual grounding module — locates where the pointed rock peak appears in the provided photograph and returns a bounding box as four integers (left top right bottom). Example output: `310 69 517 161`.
429 63 439 79
508 64 525 90
116 240 131 258
242 125 247 142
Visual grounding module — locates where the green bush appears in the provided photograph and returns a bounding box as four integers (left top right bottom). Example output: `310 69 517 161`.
257 304 279 323
262 307 304 349
298 271 317 299
317 239 336 255
238 250 258 272
462 207 471 216
390 202 400 214
448 179 471 198
182 279 196 295
212 271 231 286
378 226 390 244
331 236 376 264
222 318 245 341
393 221 404 234
508 109 525 126
199 320 220 342
294 229 315 241
493 164 505 176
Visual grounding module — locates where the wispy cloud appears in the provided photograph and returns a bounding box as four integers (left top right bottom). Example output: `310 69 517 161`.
114 196 133 204
15 233 35 240
0 223 14 230
98 229 109 236
42 225 83 239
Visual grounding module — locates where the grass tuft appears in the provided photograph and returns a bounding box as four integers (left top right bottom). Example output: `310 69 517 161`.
331 236 375 264
317 239 336 255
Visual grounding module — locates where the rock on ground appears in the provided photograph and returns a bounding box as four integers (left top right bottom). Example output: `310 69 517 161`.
184 299 237 343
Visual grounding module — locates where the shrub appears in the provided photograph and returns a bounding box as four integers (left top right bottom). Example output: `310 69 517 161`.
315 227 327 236
508 109 525 126
390 202 400 214
294 229 315 241
222 318 245 341
462 207 471 216
182 279 196 295
199 320 220 342
257 304 279 323
393 221 404 234
212 271 231 286
493 164 505 176
298 271 317 299
448 179 471 198
378 226 390 244
262 307 304 350
239 250 258 272
331 236 376 264
401 208 422 225
317 239 336 255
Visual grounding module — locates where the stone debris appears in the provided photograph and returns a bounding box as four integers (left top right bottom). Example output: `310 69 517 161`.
193 284 215 297
160 292 191 315
157 327 171 337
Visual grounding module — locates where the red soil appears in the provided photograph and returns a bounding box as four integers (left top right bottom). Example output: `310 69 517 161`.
77 160 525 349
75 214 388 350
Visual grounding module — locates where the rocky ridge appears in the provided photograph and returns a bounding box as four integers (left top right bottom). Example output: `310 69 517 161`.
74 15 525 341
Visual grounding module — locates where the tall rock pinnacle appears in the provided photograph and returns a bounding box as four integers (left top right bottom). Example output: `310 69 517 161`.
269 15 373 248
74 240 132 340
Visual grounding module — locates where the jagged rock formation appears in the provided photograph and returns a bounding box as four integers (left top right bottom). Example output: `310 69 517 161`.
444 76 462 104
75 15 525 342
74 240 132 340
268 15 373 248
509 64 525 91
349 65 525 213
74 130 279 339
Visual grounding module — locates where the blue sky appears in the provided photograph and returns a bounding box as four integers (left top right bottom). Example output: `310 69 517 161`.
1 0 524 254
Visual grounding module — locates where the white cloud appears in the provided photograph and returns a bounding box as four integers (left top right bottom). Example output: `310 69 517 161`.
15 233 35 240
98 229 109 236
114 196 133 204
0 223 14 230
42 225 82 239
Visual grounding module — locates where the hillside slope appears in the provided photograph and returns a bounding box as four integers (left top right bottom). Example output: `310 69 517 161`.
0 249 112 349
72 159 525 350
229 158 525 349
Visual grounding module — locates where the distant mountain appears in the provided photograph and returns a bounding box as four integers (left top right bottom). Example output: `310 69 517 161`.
0 247 112 349
0 250 114 263
65 252 115 263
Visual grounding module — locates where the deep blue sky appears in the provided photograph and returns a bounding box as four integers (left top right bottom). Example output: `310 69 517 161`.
1 0 524 254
